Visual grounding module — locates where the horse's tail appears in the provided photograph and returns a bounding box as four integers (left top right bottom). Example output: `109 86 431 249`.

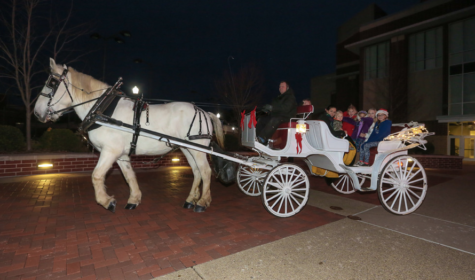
208 112 224 149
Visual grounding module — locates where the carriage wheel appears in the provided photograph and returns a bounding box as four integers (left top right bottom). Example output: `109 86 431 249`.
377 155 427 215
331 174 366 194
261 164 309 218
237 165 267 196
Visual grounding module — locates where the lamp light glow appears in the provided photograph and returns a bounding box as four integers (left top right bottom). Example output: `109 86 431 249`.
296 120 307 133
38 163 53 168
217 113 220 118
132 86 139 94
172 158 180 162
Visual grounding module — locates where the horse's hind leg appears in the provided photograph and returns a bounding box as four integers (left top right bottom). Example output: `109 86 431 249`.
186 149 212 213
117 156 142 210
92 150 120 212
181 148 202 209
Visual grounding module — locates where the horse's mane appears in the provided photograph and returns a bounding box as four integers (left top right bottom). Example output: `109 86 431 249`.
68 67 108 103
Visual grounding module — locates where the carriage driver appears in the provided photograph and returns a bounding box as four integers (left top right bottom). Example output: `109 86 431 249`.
256 81 297 145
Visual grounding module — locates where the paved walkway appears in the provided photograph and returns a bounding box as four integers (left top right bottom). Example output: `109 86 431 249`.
0 163 473 279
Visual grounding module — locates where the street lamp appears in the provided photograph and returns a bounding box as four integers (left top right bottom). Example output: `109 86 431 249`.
90 30 132 81
132 86 139 94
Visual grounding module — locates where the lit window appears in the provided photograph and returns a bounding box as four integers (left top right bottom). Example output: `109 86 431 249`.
364 42 389 80
409 27 443 72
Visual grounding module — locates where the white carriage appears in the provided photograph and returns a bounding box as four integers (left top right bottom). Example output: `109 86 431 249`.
236 106 434 217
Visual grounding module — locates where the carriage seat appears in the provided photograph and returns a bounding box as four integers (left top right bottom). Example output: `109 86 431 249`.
268 105 313 150
367 125 405 165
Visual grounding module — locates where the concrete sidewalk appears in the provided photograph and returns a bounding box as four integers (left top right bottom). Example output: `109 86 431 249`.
156 164 475 280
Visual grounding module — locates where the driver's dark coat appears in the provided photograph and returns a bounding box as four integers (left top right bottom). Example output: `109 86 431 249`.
270 89 297 119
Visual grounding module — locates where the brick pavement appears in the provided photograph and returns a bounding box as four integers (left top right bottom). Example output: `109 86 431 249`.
0 168 343 279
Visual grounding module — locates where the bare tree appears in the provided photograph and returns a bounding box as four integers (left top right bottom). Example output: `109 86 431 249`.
215 63 265 129
0 0 90 150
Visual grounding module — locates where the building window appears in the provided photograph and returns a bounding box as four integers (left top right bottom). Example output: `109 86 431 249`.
364 42 389 80
409 27 443 72
449 17 475 115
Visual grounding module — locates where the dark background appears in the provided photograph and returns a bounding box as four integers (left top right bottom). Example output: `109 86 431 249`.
51 0 419 105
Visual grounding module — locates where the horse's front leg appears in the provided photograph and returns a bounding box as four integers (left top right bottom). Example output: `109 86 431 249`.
116 156 142 209
92 150 120 212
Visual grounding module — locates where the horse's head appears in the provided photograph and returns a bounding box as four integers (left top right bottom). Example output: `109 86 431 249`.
34 58 73 123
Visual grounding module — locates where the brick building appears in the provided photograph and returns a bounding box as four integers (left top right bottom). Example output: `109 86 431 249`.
312 0 475 160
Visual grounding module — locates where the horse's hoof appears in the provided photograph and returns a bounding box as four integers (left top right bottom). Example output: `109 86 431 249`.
183 202 195 209
193 205 206 213
107 201 116 213
124 203 137 210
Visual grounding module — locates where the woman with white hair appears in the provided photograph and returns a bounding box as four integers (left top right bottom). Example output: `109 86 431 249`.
357 109 392 166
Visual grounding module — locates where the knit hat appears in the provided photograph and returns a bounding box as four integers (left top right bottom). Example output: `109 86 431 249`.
358 110 367 115
376 108 389 117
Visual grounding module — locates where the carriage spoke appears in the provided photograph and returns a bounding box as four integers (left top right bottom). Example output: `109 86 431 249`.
407 188 421 199
268 192 282 202
270 194 283 208
398 190 403 213
381 177 396 185
407 185 424 190
390 191 401 209
289 193 303 206
403 160 409 179
398 159 404 179
382 185 398 193
406 169 422 182
265 190 282 193
277 195 285 213
408 177 424 185
385 171 399 182
240 177 252 183
390 164 401 179
241 179 253 190
384 188 399 202
290 180 306 188
289 196 296 212
406 189 416 205
291 188 307 191
289 173 304 186
291 192 306 199
403 192 409 212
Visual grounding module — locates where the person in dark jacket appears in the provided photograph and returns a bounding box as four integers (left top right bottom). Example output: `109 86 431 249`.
357 109 392 166
317 105 346 138
256 81 297 145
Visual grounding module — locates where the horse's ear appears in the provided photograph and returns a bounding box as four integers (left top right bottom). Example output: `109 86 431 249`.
63 64 67 70
49 58 56 69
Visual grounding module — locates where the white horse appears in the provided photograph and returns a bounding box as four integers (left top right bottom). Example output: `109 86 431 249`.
34 58 224 213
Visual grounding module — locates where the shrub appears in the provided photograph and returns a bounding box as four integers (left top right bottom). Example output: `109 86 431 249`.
0 125 25 152
39 129 86 152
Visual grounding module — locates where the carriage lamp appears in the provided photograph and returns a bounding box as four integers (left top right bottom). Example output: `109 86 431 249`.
217 113 220 118
172 158 180 162
38 163 53 169
232 127 235 130
132 86 139 94
296 120 307 133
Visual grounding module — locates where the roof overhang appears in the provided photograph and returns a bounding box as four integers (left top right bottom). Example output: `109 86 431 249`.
345 5 475 54
437 114 475 123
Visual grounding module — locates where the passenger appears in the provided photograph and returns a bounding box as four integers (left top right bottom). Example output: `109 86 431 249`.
362 108 377 142
302 99 312 106
333 110 344 132
318 105 357 166
343 110 373 152
342 104 357 136
358 109 392 166
317 105 345 138
256 81 297 145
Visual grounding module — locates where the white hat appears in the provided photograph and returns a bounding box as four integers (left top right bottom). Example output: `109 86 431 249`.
376 108 389 117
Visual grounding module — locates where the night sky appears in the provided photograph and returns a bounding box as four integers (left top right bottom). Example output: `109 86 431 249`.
53 0 419 106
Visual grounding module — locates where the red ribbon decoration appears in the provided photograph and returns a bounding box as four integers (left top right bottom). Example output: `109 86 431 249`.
295 132 303 154
240 110 246 130
248 106 257 129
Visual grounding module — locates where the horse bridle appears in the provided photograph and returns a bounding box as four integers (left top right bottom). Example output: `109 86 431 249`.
40 67 106 117
40 67 75 116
